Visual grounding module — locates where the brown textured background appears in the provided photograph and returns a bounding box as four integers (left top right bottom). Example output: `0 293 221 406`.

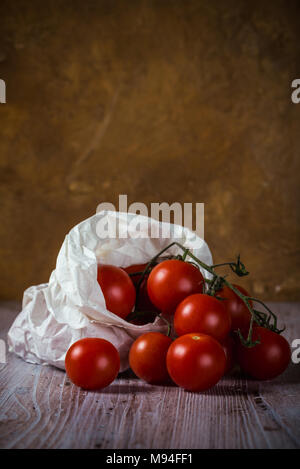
0 0 299 301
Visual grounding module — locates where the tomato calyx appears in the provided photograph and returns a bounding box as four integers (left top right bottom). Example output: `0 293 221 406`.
211 254 249 277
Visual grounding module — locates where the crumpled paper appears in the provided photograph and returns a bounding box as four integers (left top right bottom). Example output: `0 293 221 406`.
7 210 213 371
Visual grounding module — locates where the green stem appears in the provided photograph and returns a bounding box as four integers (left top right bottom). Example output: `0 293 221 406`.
182 248 189 262
128 271 144 277
211 262 236 269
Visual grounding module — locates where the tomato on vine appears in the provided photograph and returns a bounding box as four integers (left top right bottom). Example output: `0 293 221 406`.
147 259 204 314
216 284 252 332
236 327 291 380
174 293 231 342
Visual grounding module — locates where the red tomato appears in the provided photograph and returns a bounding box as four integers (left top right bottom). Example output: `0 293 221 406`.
97 264 136 319
123 264 160 318
65 338 120 390
166 333 226 391
236 327 291 380
147 260 204 314
221 335 236 374
217 284 252 331
174 293 231 342
129 332 172 384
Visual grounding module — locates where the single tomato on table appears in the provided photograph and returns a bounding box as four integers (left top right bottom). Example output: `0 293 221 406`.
147 260 204 314
129 332 172 384
217 284 252 332
97 264 136 319
166 333 226 391
174 293 231 342
236 327 291 380
65 338 120 390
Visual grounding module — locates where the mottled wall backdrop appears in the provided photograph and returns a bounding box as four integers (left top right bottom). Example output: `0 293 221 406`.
0 0 299 300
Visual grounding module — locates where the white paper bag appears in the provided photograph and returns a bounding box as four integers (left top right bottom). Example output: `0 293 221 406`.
8 210 212 371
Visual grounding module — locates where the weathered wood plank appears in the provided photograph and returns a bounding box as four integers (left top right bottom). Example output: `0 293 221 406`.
0 301 299 449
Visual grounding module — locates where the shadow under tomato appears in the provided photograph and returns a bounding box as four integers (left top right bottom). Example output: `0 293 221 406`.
95 384 149 394
118 368 176 386
183 385 251 397
99 381 177 395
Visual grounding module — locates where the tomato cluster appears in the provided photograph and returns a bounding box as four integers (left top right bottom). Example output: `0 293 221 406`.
65 259 291 391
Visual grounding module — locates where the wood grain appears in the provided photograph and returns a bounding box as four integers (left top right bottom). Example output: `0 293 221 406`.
0 301 299 449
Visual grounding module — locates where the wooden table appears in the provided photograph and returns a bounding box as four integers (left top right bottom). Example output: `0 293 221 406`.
0 301 299 449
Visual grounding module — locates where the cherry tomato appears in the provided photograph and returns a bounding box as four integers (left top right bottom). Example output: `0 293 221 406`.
217 284 252 332
221 335 236 374
123 264 160 319
97 264 136 319
65 338 120 390
166 333 226 391
129 332 172 384
236 327 291 380
147 260 204 314
174 293 231 342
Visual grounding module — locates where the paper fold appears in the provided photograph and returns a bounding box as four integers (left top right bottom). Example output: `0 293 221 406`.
8 210 212 371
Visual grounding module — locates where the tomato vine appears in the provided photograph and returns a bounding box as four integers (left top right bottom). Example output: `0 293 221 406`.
127 241 285 348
